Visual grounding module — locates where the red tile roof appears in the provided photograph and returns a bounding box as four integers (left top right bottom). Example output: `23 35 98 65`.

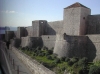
64 2 90 9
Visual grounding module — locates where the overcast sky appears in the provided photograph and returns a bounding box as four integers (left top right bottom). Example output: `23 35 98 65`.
0 0 100 27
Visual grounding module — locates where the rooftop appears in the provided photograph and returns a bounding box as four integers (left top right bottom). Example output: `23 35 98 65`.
64 2 90 9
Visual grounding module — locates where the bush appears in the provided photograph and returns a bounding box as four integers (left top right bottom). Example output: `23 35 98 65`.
47 55 52 60
71 57 78 63
36 46 41 50
47 50 53 55
55 58 61 64
45 52 49 56
67 60 73 66
38 53 43 56
78 57 88 66
52 53 58 59
72 62 78 68
60 57 66 61
89 65 100 74
41 52 45 56
42 62 56 69
65 58 70 62
42 46 48 50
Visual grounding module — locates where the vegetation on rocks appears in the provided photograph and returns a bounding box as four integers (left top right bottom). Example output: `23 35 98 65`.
19 46 100 74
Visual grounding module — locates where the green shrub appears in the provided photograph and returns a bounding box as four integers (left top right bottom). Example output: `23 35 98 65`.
42 46 48 50
67 60 74 66
36 46 41 50
42 62 56 69
47 50 53 55
47 55 52 60
52 53 58 59
65 57 70 62
41 52 45 56
78 57 88 66
55 58 61 64
72 62 78 68
71 57 78 63
60 57 66 61
89 65 100 74
45 52 49 56
38 53 43 56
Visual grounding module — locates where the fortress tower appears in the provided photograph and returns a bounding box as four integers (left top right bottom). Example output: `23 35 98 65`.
54 2 90 58
32 20 47 37
63 2 91 35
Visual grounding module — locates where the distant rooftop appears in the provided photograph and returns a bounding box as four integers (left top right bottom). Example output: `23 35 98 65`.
64 2 90 9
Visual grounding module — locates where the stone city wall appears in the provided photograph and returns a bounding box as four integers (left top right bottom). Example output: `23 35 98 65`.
26 26 33 37
87 15 100 34
47 21 63 35
11 47 55 74
5 31 14 41
41 35 56 49
21 36 41 48
87 35 100 61
54 34 87 58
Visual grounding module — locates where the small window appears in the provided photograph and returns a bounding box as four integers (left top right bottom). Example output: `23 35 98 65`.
83 17 85 19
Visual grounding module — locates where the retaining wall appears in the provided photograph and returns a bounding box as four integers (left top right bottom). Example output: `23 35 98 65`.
11 47 55 74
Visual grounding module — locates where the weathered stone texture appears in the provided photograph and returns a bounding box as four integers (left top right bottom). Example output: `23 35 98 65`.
21 36 41 48
63 7 90 35
32 20 47 37
47 21 63 35
87 35 100 61
26 26 33 37
41 35 56 49
54 34 87 58
87 15 100 34
80 7 91 35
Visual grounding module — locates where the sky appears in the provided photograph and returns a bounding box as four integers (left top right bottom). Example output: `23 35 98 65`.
0 0 100 27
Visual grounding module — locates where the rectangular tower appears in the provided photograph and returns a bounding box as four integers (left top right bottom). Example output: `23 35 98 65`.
32 20 47 37
17 27 26 38
63 2 91 35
